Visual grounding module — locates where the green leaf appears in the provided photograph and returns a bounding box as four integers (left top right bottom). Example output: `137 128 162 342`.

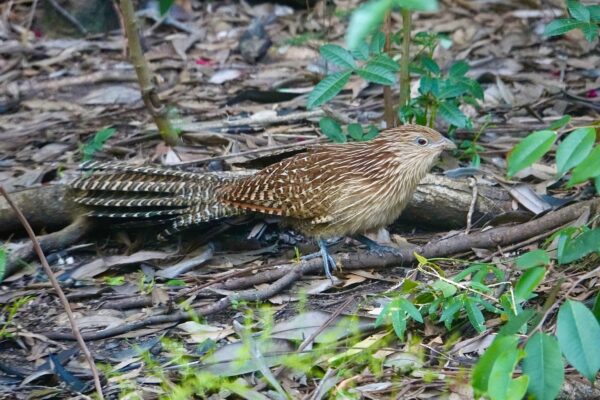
559 227 600 264
568 146 600 186
392 0 438 11
391 306 407 339
464 297 486 333
507 130 557 178
498 309 536 337
346 0 392 51
307 70 352 109
375 300 393 327
596 176 600 194
523 333 564 400
548 115 572 130
420 56 440 74
439 81 471 99
0 248 5 283
514 266 546 303
369 54 400 72
581 23 599 43
370 31 386 55
159 0 174 15
568 0 590 22
397 297 423 323
351 41 370 61
516 249 550 270
83 127 116 161
593 293 600 323
318 117 346 143
556 127 596 175
488 341 527 400
449 60 469 77
472 335 520 396
590 5 600 22
347 123 364 141
432 279 457 298
356 63 396 85
556 300 600 382
544 18 588 37
438 101 468 128
320 44 356 69
363 125 379 140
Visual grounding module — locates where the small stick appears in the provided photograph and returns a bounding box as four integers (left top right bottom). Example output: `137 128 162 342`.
465 177 478 234
0 187 104 400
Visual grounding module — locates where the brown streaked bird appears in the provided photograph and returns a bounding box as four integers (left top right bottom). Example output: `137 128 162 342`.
71 125 456 279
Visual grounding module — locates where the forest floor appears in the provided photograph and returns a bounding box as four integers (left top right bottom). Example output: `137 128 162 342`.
0 0 599 399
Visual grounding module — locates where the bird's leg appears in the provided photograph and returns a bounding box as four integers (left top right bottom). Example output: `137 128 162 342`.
355 235 404 259
318 239 336 282
298 239 337 282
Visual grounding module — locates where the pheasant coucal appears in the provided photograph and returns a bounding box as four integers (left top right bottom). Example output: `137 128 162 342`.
71 124 456 279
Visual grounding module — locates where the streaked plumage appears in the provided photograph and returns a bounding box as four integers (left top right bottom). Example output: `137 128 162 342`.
71 125 455 242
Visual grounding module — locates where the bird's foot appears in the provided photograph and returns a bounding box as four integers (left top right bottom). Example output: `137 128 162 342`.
356 235 404 258
318 239 336 283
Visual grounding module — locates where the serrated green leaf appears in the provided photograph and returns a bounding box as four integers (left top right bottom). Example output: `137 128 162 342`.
318 117 346 143
449 60 469 77
568 0 590 22
351 41 370 61
347 123 364 141
523 333 564 400
507 130 557 177
307 70 352 109
472 335 520 396
369 54 400 72
544 18 588 37
568 146 600 186
559 227 600 264
370 31 386 55
420 56 440 74
515 266 546 303
438 101 468 128
439 81 471 99
548 115 572 130
397 298 423 323
419 76 439 96
516 249 550 270
356 64 396 85
581 23 599 43
556 300 600 382
320 44 356 69
556 127 596 175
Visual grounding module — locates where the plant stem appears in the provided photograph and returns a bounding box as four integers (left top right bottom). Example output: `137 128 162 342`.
383 12 396 128
119 0 179 146
399 8 412 111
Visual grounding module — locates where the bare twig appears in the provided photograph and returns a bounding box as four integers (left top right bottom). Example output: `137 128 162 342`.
119 0 179 146
399 8 412 110
465 177 478 234
0 188 104 399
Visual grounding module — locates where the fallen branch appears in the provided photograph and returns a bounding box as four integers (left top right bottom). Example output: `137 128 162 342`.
43 197 597 341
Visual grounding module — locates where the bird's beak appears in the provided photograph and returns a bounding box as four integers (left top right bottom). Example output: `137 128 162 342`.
437 137 457 151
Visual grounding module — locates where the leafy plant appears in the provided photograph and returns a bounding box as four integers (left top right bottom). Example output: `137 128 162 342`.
319 117 380 143
82 127 116 161
399 36 483 130
544 0 600 43
0 296 34 340
507 122 600 192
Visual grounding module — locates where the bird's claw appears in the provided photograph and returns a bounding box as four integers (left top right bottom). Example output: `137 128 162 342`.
356 235 403 260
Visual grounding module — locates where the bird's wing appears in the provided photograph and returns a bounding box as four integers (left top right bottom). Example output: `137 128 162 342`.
217 150 340 219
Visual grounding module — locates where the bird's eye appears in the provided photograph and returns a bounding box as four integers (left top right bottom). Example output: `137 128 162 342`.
416 137 428 146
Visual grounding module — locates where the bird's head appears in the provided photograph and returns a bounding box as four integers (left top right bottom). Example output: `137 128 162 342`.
377 124 455 163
